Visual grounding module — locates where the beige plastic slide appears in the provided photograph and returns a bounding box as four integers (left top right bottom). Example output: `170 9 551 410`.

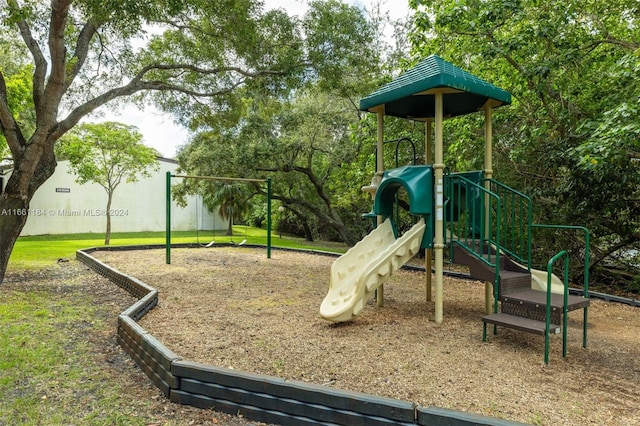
484 240 566 295
530 267 565 294
320 218 426 322
503 252 565 294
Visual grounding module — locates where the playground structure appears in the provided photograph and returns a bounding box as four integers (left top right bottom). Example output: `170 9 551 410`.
320 55 590 362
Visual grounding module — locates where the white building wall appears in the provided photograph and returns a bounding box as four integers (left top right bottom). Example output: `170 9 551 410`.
5 158 224 236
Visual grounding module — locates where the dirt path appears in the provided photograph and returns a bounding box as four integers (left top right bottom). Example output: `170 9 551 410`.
94 247 640 426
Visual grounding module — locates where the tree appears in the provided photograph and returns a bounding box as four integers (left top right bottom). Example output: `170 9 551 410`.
174 0 406 245
0 35 32 159
408 0 640 289
208 183 252 236
56 122 158 244
0 0 312 283
177 87 370 245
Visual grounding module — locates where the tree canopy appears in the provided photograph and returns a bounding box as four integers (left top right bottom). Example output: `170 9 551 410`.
2 0 636 293
408 0 640 289
176 88 371 245
173 0 399 245
56 122 159 244
0 0 390 283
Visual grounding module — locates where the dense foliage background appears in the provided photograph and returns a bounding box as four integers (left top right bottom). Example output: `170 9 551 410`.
1 0 637 292
407 0 639 292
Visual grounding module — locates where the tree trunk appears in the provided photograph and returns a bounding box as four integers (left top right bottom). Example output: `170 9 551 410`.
226 216 233 236
287 207 314 241
301 219 313 242
104 191 113 245
331 220 357 246
0 145 57 284
0 196 32 279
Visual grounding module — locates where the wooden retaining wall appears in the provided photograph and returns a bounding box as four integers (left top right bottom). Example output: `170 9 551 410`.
77 246 528 426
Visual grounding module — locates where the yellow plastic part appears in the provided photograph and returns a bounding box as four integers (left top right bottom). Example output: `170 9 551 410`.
320 218 426 322
507 255 565 294
530 268 565 294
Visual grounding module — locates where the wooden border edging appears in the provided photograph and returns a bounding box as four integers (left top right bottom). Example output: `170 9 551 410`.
77 245 530 426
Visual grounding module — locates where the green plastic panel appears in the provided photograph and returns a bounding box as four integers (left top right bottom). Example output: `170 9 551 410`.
359 55 511 119
373 165 434 248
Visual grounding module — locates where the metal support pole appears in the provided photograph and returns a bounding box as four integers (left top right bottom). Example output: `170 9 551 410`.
165 171 171 264
434 93 445 323
376 108 385 307
425 120 433 302
266 177 272 259
483 105 493 314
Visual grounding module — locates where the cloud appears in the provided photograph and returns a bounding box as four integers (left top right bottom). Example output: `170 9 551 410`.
90 105 189 159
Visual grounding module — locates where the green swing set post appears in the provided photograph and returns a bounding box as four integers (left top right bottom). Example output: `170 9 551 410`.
166 171 171 264
165 172 272 264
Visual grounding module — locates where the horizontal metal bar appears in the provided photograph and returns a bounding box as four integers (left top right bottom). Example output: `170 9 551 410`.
172 174 266 183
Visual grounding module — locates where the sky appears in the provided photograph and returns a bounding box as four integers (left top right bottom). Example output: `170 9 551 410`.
97 0 413 159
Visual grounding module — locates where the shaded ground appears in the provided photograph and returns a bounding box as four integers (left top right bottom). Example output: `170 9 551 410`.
92 246 640 426
0 262 269 426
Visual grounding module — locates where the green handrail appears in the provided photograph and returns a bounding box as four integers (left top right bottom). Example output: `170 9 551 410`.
531 224 590 348
446 174 501 310
544 250 570 365
446 173 591 349
484 179 532 268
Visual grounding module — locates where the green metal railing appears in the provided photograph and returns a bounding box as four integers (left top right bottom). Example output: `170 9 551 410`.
446 174 501 311
532 224 590 349
389 138 417 231
544 250 570 365
446 173 590 312
484 179 532 267
446 172 591 359
446 175 533 267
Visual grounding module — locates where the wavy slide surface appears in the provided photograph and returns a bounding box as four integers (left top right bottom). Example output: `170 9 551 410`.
320 218 426 322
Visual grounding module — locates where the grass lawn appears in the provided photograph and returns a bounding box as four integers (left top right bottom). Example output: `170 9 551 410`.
0 285 118 424
1 227 347 425
0 263 229 425
10 226 347 270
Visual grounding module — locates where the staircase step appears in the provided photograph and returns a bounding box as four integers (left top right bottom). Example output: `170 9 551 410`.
450 244 496 283
499 270 531 295
502 289 591 311
482 313 560 335
451 243 530 287
499 270 528 279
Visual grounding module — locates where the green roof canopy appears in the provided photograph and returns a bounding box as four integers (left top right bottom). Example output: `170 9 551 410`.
359 55 511 119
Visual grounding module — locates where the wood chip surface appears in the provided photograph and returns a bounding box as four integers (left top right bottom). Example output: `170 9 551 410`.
94 247 640 425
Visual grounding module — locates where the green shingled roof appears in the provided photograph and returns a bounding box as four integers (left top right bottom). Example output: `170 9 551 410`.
359 55 511 119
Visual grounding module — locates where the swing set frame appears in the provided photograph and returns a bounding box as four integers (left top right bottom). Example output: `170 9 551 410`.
165 172 272 264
